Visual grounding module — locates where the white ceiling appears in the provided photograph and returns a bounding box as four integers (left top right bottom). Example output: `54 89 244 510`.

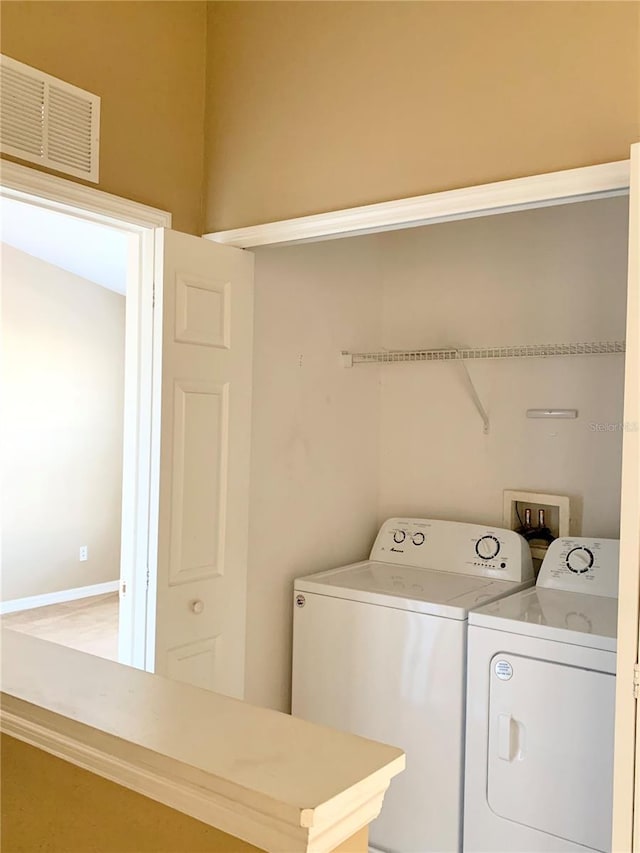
0 197 129 294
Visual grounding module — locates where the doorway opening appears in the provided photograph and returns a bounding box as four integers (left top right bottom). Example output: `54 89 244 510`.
0 162 256 700
1 198 127 660
0 166 167 671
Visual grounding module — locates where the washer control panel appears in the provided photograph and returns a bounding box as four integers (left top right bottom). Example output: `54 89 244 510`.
370 518 534 583
537 537 620 597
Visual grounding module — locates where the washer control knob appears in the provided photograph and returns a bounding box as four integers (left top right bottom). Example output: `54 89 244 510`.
190 599 204 614
475 535 500 560
566 547 594 574
393 530 406 544
412 532 426 546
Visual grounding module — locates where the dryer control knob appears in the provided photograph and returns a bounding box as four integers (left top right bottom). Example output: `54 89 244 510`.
475 535 500 560
566 547 594 574
393 530 406 544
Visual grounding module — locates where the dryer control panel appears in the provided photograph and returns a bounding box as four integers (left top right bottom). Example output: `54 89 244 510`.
370 518 534 583
537 537 620 597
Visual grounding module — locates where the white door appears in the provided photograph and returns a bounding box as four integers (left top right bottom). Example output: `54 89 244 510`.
612 141 640 852
488 653 615 852
147 229 254 699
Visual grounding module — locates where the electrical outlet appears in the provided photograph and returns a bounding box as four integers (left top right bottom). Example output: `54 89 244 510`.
79 545 88 562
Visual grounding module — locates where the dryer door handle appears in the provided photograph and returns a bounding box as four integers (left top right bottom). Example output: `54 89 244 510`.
497 713 516 761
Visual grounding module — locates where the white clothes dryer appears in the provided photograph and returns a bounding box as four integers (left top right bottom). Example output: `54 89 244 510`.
291 517 534 853
463 537 620 853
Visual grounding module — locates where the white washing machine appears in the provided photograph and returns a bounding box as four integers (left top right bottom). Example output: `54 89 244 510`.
291 517 534 853
463 537 620 853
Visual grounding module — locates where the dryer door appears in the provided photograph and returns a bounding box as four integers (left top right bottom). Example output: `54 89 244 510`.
487 653 615 852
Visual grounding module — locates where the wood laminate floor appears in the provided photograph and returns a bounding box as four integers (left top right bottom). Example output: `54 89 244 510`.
2 592 119 661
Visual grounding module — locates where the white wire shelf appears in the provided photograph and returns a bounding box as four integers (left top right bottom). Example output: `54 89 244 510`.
341 340 626 367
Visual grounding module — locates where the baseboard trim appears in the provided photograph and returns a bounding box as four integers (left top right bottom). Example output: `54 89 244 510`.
1 580 119 615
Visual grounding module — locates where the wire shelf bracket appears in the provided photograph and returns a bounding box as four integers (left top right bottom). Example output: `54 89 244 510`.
458 361 490 435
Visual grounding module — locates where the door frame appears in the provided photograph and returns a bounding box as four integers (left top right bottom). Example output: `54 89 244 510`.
0 160 171 670
617 143 640 853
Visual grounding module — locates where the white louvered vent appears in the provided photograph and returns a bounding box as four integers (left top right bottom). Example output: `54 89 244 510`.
0 55 100 182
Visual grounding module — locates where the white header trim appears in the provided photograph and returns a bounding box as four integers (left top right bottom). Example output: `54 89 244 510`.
0 160 171 230
204 160 630 248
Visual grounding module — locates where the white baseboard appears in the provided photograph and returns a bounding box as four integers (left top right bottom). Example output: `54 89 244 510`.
1 580 119 615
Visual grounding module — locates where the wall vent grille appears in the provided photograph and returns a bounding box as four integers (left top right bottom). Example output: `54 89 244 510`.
0 55 100 182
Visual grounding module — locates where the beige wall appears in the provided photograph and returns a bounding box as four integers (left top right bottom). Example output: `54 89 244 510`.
0 735 262 853
204 1 640 232
2 245 125 600
377 197 628 537
0 1 207 234
248 196 627 712
246 236 383 710
3 2 635 236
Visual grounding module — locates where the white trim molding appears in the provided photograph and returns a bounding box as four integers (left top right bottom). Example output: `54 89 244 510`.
1 631 405 853
205 160 630 248
0 580 119 615
0 160 171 229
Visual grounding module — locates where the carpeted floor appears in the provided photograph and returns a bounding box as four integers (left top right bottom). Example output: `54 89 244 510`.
2 592 119 661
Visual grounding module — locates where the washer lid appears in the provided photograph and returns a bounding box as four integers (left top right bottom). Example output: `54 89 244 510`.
294 560 532 620
469 586 618 651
